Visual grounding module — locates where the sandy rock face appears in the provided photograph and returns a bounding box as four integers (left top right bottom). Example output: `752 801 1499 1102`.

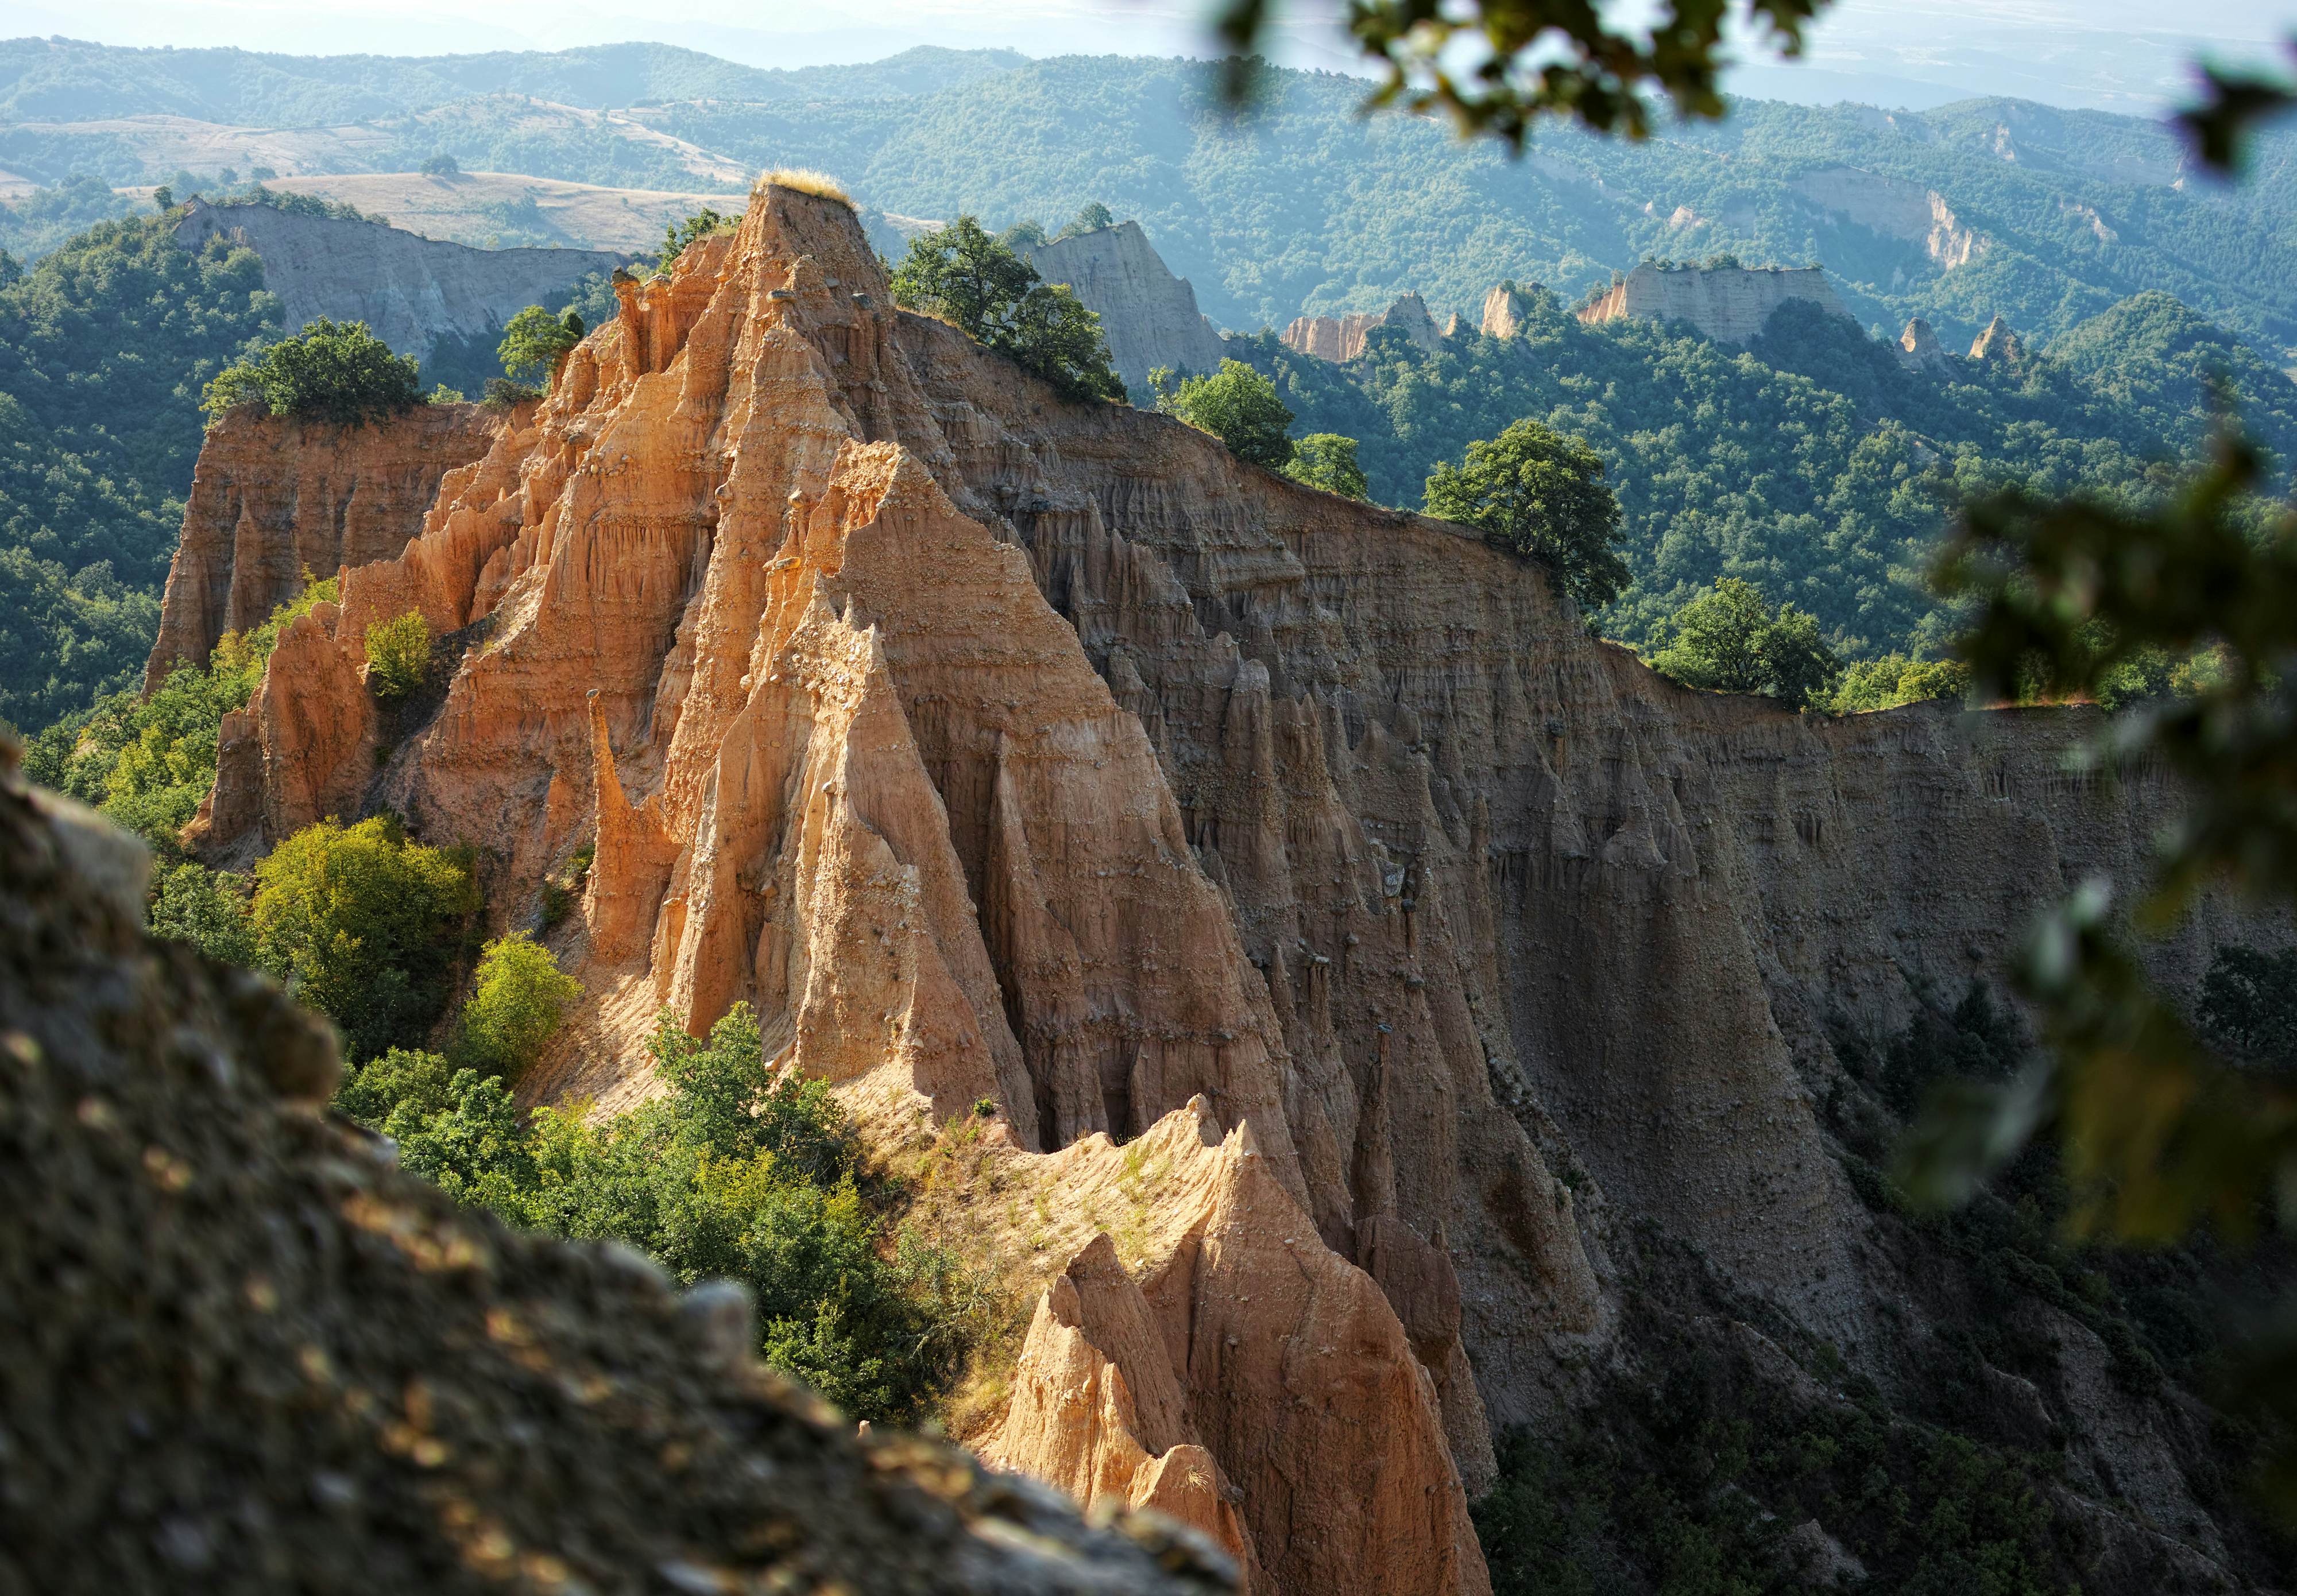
146 404 504 688
1021 221 1228 398
1280 292 1443 362
175 180 2238 1592
176 197 626 362
1576 261 1857 344
1969 312 2027 362
1895 316 1951 370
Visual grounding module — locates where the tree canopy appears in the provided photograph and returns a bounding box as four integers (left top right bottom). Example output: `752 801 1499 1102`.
889 215 1123 402
496 304 584 388
202 316 423 428
1422 417 1627 610
1151 358 1294 468
1646 577 1840 708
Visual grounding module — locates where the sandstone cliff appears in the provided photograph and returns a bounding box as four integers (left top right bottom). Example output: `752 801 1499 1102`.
165 180 2259 1590
1970 312 2028 363
1281 292 1443 362
145 402 508 688
0 734 1229 1596
1790 166 1986 270
176 197 626 360
1576 261 1856 344
1478 284 1536 340
1895 316 1951 370
1022 222 1228 398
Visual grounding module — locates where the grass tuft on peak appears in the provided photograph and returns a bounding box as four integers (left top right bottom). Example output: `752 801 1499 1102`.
756 168 855 209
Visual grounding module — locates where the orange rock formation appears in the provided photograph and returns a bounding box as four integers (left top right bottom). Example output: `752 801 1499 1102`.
163 178 2237 1592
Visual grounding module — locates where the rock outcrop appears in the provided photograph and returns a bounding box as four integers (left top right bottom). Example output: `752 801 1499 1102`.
1576 261 1856 344
145 403 507 688
1969 312 2027 363
168 179 2258 1591
176 197 627 361
1280 292 1443 362
1789 167 1986 270
1894 316 1951 370
1477 284 1536 339
1022 221 1228 398
0 735 1231 1596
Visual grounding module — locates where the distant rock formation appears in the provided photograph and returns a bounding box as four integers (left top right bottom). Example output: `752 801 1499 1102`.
1575 262 1855 345
145 403 509 690
1022 221 1226 397
1789 168 1985 270
1968 312 2027 363
1478 283 1536 339
176 197 628 359
1279 292 1443 362
1894 317 1951 371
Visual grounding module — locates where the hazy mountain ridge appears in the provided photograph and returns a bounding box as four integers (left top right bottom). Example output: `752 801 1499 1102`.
6 41 2296 362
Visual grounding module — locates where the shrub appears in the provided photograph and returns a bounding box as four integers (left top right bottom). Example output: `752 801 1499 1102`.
1283 432 1370 499
482 376 539 408
2198 944 2297 1070
458 932 582 1081
496 304 584 388
201 317 421 428
1649 577 1840 709
1826 652 1971 714
1424 418 1627 609
364 610 431 703
659 206 730 269
890 216 1123 402
252 815 479 1062
757 169 853 207
1151 358 1294 467
1056 201 1113 239
350 1001 977 1424
427 382 466 404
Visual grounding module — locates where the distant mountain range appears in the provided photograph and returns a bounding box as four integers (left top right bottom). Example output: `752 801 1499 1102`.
5 38 2296 363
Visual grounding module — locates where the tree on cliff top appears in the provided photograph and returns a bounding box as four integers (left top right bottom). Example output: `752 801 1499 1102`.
1423 418 1627 610
1151 359 1294 469
497 305 584 389
1647 576 1840 709
201 317 422 428
888 216 1123 404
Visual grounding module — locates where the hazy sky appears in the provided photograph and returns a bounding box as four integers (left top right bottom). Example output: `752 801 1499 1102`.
5 0 2292 114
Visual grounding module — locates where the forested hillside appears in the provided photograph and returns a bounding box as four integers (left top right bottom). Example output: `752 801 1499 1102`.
0 213 278 729
1244 286 2297 654
5 41 2295 362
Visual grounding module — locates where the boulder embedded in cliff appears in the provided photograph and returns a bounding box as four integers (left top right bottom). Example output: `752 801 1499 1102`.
1021 220 1228 398
0 738 1229 1596
1576 261 1856 345
175 196 627 363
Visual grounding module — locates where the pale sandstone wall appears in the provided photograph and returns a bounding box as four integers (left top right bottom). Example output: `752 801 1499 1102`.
145 404 505 689
1577 261 1855 344
1280 292 1443 362
1022 222 1228 398
185 184 2249 1591
176 197 626 358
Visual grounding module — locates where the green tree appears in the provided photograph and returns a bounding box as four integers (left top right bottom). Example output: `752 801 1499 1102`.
1283 432 1370 500
1825 653 1971 714
252 815 479 1062
363 609 431 703
201 317 422 428
420 152 459 177
2197 946 2297 1072
659 206 728 269
889 216 1123 402
1151 358 1294 468
1649 578 1840 708
458 932 581 1082
1423 418 1627 609
1057 201 1114 239
146 861 256 966
496 304 584 388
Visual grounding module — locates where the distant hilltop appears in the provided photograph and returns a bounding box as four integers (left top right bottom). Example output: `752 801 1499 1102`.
175 196 628 361
1576 261 1855 344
